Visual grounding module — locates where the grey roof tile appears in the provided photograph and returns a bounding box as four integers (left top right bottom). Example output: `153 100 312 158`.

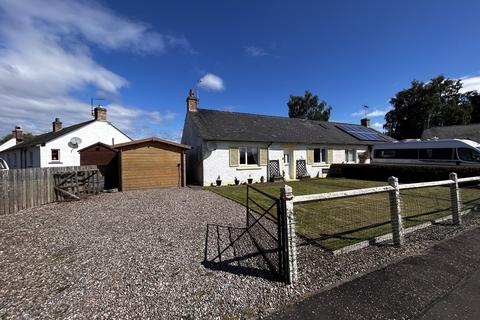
2 120 96 152
422 124 480 143
189 109 394 145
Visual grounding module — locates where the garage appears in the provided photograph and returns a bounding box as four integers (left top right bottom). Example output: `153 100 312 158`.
79 142 119 190
115 137 190 191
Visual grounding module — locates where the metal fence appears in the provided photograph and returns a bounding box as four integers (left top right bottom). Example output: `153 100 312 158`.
285 173 480 284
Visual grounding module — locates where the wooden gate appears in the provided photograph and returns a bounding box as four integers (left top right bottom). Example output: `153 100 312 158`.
54 169 102 201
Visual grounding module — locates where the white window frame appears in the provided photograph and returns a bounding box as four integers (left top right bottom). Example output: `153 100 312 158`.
313 148 326 164
345 149 357 163
239 146 259 166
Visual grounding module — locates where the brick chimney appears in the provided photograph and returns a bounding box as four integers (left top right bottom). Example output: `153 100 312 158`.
361 118 371 128
52 118 62 132
186 89 198 112
12 126 23 143
94 106 107 121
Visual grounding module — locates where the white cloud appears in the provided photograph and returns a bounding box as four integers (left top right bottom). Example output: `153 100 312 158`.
0 0 186 136
108 105 178 134
373 122 384 130
198 73 225 91
460 76 480 93
245 46 268 57
351 108 391 118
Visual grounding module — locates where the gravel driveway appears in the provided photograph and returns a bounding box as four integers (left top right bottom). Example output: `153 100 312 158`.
1 188 480 319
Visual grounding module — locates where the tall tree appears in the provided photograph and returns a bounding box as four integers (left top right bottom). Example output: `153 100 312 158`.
0 132 34 145
385 75 476 139
288 90 332 121
468 91 480 123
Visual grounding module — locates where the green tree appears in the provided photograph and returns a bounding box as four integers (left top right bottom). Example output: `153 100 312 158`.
288 90 332 121
385 75 476 139
0 132 34 145
468 91 480 123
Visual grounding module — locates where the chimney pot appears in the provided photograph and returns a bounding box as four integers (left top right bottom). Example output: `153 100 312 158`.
361 118 371 128
52 118 62 132
186 89 198 112
94 106 107 121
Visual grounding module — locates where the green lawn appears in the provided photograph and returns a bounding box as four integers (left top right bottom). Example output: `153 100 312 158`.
209 178 480 251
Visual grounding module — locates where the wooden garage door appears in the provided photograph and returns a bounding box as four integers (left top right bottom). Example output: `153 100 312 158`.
121 142 182 190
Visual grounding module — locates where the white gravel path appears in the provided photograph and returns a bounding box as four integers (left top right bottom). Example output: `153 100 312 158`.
1 187 479 319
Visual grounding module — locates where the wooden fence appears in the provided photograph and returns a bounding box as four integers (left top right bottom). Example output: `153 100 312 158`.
0 166 101 215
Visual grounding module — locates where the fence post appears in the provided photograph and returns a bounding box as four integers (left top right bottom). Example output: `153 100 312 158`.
449 172 462 225
388 176 404 246
280 185 297 285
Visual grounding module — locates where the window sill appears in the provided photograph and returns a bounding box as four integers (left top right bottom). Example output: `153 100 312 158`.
312 163 329 167
236 166 262 171
48 161 63 164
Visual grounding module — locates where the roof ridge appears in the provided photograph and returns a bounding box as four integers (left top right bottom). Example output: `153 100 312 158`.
1 119 96 152
427 123 480 130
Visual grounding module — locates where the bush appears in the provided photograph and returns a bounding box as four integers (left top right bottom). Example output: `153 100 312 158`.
328 164 480 183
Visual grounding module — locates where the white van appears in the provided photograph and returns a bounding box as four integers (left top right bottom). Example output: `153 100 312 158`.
0 157 9 171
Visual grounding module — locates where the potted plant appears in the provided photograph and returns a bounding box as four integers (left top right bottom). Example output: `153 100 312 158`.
216 175 222 186
234 177 240 185
247 174 253 184
260 176 265 183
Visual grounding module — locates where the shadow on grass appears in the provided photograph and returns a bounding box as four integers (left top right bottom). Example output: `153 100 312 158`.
202 224 280 282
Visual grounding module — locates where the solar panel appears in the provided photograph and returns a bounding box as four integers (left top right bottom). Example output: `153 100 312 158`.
336 124 388 141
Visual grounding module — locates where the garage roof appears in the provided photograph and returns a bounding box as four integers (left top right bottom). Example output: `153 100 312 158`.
114 137 191 150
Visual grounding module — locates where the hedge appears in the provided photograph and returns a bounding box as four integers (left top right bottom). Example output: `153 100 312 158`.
328 164 480 183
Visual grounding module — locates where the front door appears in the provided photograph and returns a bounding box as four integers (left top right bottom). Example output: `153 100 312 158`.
283 151 290 179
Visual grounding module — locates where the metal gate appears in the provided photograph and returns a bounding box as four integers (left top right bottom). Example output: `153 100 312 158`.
246 184 291 282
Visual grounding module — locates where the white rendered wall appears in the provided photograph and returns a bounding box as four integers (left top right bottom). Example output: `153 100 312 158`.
0 138 16 152
40 121 131 167
202 141 269 186
202 141 368 186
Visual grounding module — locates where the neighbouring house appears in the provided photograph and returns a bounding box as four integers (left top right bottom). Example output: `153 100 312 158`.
0 126 23 152
422 123 480 144
80 138 190 191
0 106 132 169
181 90 395 186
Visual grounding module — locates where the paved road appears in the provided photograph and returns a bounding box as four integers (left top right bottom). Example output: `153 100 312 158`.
271 227 480 320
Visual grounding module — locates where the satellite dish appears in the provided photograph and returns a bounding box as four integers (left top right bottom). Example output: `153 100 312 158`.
68 137 82 149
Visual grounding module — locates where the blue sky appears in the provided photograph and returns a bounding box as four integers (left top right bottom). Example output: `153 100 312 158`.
1 0 479 140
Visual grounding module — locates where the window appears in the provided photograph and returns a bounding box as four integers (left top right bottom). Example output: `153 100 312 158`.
13 153 17 168
313 148 326 163
51 149 60 161
29 151 33 167
345 149 356 162
374 149 419 159
458 148 480 162
239 147 258 165
419 148 453 160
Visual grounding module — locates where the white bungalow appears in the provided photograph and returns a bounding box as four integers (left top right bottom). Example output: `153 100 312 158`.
0 107 131 168
181 90 394 186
